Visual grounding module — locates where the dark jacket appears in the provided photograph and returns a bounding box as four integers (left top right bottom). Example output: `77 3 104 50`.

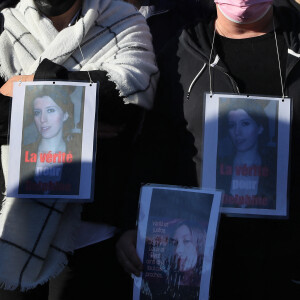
274 0 300 13
125 5 300 298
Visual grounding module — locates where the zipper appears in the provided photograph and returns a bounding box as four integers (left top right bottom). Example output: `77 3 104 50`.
187 63 207 100
186 61 240 101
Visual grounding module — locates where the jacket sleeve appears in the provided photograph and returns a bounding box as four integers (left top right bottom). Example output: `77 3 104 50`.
121 53 181 229
121 110 180 230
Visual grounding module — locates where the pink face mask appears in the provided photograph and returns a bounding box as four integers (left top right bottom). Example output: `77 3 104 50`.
214 0 273 24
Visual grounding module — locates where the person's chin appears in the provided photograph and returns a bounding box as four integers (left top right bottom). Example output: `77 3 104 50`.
41 132 55 139
235 143 250 152
234 140 246 149
39 127 52 137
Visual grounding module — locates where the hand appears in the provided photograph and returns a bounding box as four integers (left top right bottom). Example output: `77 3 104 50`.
0 75 34 97
98 123 125 139
116 229 143 276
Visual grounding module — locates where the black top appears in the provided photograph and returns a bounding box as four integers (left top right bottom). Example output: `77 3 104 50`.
274 0 300 13
215 31 287 96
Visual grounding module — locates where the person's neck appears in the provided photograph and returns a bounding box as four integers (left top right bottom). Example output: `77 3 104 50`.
49 0 82 32
39 133 66 153
234 146 261 166
215 6 274 39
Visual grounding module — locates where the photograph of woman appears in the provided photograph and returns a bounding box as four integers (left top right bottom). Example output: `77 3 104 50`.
164 220 206 299
216 98 278 209
18 84 84 195
140 219 206 300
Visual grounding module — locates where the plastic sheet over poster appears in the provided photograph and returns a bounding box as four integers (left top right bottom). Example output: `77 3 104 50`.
7 81 98 202
133 184 222 300
202 93 291 217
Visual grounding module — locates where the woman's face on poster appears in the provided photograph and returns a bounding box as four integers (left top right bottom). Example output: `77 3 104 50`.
173 224 197 272
227 108 263 152
33 96 68 139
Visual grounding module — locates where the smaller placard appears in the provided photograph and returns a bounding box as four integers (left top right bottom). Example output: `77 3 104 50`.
7 81 98 201
202 93 291 217
133 184 222 300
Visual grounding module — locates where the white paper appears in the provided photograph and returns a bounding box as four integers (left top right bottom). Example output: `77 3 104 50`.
133 184 222 300
202 93 290 217
7 81 98 201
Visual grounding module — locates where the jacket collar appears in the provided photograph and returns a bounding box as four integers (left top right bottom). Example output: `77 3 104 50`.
180 5 300 74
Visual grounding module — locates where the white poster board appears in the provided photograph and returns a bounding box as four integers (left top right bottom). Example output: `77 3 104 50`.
202 93 290 217
133 184 222 300
7 81 98 201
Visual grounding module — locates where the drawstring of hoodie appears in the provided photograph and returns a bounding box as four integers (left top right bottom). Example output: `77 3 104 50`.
273 18 285 101
186 64 207 101
186 55 220 101
186 27 218 101
208 27 217 97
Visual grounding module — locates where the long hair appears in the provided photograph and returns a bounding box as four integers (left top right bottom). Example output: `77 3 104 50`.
169 221 206 256
219 98 271 154
24 85 75 138
164 221 206 290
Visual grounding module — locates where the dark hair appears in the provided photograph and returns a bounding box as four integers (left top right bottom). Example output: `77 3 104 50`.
24 85 75 137
169 221 206 256
164 221 205 292
219 98 270 152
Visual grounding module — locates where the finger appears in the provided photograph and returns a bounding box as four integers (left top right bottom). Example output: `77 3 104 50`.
116 231 143 274
124 244 143 272
116 247 141 276
0 82 13 97
0 75 34 97
0 78 17 97
20 75 34 82
119 230 143 270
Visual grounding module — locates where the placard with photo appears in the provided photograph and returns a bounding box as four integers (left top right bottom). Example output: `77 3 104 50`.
133 184 222 300
202 93 291 217
7 81 98 201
